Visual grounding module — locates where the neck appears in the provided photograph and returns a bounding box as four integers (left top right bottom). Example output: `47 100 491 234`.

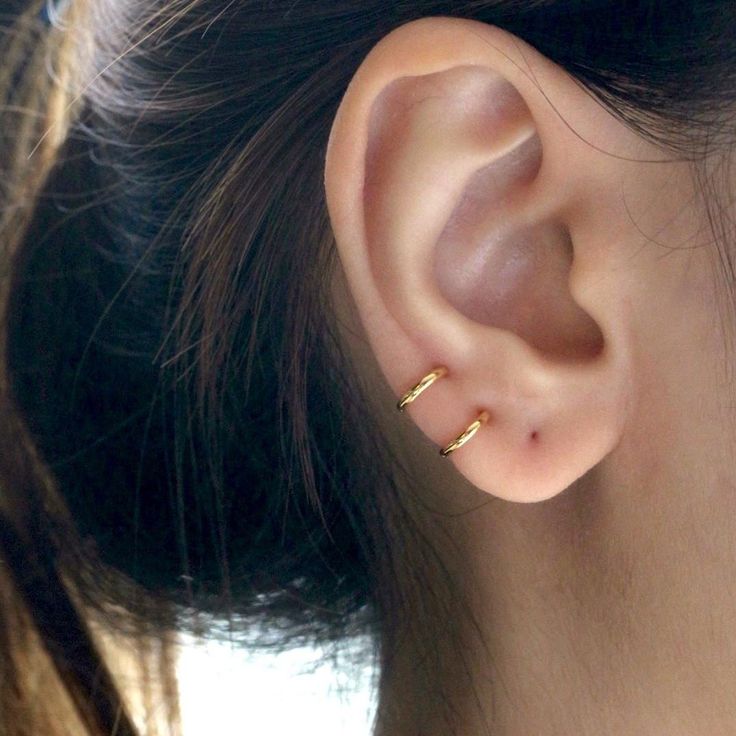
375 358 736 735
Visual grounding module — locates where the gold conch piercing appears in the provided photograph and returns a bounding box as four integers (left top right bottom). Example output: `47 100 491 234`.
439 411 490 457
396 366 448 412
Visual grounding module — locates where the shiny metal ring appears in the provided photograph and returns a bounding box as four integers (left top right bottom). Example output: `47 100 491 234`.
396 366 448 412
440 411 490 457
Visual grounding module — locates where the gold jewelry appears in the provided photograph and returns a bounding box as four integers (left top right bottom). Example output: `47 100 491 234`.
440 411 490 457
396 366 448 412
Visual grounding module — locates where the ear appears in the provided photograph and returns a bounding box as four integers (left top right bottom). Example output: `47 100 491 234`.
324 16 640 503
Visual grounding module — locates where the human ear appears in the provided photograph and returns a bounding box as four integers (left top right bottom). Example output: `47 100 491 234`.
324 16 639 503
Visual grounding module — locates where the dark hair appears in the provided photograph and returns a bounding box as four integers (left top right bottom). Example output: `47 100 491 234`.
1 0 734 733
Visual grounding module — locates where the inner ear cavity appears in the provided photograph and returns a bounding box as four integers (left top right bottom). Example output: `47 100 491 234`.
433 137 604 362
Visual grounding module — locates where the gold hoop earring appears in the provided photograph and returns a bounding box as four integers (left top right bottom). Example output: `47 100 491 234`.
440 411 490 457
396 366 448 412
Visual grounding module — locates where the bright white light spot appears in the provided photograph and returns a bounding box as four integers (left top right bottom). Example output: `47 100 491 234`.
176 633 377 736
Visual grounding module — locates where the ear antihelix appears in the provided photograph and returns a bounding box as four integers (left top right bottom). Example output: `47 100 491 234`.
365 61 604 365
361 64 547 362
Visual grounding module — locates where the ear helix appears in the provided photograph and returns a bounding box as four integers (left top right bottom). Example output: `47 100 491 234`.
396 366 490 457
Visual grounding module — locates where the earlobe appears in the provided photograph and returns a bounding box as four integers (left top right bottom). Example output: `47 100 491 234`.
324 17 635 503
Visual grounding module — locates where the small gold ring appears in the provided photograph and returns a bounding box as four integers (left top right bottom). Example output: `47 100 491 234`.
440 411 490 457
396 366 448 412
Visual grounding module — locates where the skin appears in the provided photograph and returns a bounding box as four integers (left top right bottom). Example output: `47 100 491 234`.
325 16 736 736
